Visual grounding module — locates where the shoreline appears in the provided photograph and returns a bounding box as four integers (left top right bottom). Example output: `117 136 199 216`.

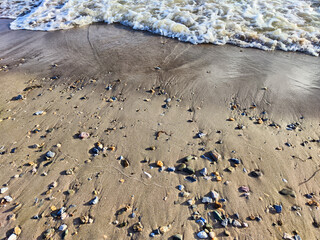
0 19 320 240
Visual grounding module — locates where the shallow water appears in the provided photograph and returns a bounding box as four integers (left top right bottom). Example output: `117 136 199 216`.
1 0 320 56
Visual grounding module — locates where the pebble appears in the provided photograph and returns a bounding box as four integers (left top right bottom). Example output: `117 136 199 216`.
230 158 240 164
232 219 242 227
274 204 282 213
200 168 207 176
79 132 90 139
185 176 196 182
144 171 152 178
210 150 221 161
46 151 55 158
250 169 262 178
0 187 8 194
239 186 250 192
210 190 219 200
8 234 17 240
59 224 68 231
172 234 183 240
4 196 13 202
279 188 296 198
90 196 99 205
197 230 208 239
202 197 213 203
34 111 45 115
177 185 184 191
14 226 21 235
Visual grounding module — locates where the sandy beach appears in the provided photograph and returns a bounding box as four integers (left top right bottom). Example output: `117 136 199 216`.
0 19 320 240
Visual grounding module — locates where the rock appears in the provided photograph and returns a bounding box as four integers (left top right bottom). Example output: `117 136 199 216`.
46 151 55 158
4 196 13 202
224 230 231 236
249 169 262 178
230 158 240 164
79 132 90 139
242 222 249 228
177 163 186 171
8 234 17 240
0 187 8 194
197 231 208 239
43 228 55 239
187 199 194 205
274 204 282 213
212 210 223 222
58 224 67 231
200 168 207 176
159 225 170 234
239 186 250 192
210 150 221 161
283 233 295 240
80 215 89 224
208 232 216 238
279 188 296 198
132 222 143 232
210 190 219 200
34 111 45 115
221 218 228 227
14 226 21 235
232 219 242 227
120 159 130 168
90 196 99 205
202 197 213 203
177 185 184 191
49 181 57 189
65 168 74 175
172 234 183 240
156 161 164 167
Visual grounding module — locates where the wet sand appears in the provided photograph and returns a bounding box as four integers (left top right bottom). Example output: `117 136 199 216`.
0 19 320 240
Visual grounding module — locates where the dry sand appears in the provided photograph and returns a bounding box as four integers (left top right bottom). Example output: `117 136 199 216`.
0 19 320 240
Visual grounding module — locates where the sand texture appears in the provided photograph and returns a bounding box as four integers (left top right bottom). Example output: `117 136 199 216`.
0 20 320 240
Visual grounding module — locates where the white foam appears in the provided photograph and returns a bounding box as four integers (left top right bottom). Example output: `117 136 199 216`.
1 0 320 56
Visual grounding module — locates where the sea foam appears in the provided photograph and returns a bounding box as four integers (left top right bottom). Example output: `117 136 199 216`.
1 0 320 56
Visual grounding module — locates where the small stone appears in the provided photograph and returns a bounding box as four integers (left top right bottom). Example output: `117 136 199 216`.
177 163 186 171
156 161 164 167
208 232 216 238
242 222 249 228
90 196 99 205
221 218 228 227
172 234 183 240
232 219 242 227
224 230 231 236
8 234 17 240
49 181 57 189
59 224 67 231
177 185 184 191
43 228 55 239
274 204 282 213
197 230 208 239
79 132 90 139
121 159 130 168
132 222 143 232
230 158 240 164
208 192 218 202
202 197 213 203
210 150 221 161
14 226 21 235
34 111 45 115
187 199 195 205
4 196 13 202
279 188 296 198
46 151 55 158
159 225 170 234
212 210 223 222
0 187 8 194
250 169 262 178
80 215 89 224
200 168 207 176
65 168 74 175
239 186 250 193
